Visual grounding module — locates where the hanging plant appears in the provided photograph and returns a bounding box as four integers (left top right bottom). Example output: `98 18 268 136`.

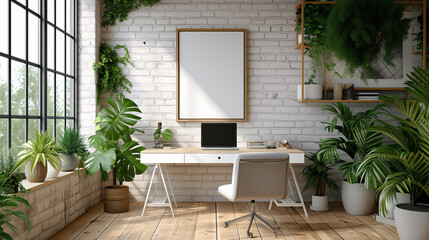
102 0 160 27
93 43 134 103
326 0 410 80
414 7 429 68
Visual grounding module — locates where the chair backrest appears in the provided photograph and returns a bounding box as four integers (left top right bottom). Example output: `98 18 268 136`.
231 152 289 201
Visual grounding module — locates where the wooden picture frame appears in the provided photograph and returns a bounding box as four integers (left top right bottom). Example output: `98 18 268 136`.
176 29 247 122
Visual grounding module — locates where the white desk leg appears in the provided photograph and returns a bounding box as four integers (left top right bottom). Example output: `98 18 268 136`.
164 164 178 208
159 165 175 218
290 165 308 218
269 199 274 210
142 164 158 217
152 166 160 202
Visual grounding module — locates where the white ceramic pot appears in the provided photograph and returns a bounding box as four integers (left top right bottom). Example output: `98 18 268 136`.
394 203 429 240
341 180 376 215
297 84 323 100
310 195 329 212
46 158 62 179
379 192 411 219
60 153 78 172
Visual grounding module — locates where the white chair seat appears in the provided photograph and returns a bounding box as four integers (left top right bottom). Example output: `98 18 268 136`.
218 184 234 201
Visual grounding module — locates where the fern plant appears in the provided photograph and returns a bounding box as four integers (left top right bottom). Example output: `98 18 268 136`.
93 43 134 103
102 0 160 27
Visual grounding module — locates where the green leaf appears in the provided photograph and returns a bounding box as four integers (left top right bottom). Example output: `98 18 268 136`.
84 148 116 182
160 129 174 141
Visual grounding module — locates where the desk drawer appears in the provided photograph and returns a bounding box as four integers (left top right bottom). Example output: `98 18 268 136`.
185 154 237 163
140 154 185 164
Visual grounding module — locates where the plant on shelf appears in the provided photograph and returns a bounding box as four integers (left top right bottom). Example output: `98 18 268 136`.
325 0 410 80
0 150 26 194
57 127 87 172
317 102 385 215
358 67 429 240
102 0 160 27
84 94 147 213
93 43 134 103
0 178 31 240
12 131 62 183
153 122 174 148
302 153 339 211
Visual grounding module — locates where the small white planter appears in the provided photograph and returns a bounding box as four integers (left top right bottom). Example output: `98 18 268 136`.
394 203 429 240
310 195 329 212
60 153 78 172
341 180 376 215
297 84 323 100
46 158 62 179
379 192 411 219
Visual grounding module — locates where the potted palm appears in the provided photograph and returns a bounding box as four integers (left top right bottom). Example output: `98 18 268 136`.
362 67 429 240
12 131 62 183
84 94 147 213
302 153 339 211
317 103 384 215
57 127 87 172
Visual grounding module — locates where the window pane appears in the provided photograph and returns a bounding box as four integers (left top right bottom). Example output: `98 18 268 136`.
11 61 25 115
66 0 74 35
56 31 65 73
48 0 54 24
0 57 8 114
56 74 64 116
47 119 54 136
28 0 40 15
66 77 73 117
16 0 26 6
56 0 65 30
11 3 26 60
66 36 74 75
0 1 9 54
11 119 25 149
28 66 40 116
28 119 40 141
47 72 54 116
66 119 74 129
56 119 64 140
47 25 54 69
0 119 7 149
28 14 41 64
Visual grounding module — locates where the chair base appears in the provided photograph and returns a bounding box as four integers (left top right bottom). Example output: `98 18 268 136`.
224 201 279 238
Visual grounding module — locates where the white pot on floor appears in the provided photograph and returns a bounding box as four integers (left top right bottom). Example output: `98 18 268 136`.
394 203 429 240
341 180 376 215
378 192 410 219
310 195 329 211
297 84 323 100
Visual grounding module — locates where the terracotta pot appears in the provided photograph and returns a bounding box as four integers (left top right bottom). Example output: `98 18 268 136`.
25 161 47 183
104 185 129 213
341 180 376 215
394 203 429 240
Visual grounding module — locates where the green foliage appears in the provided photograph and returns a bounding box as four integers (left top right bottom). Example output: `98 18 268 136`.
93 43 134 103
326 0 410 80
11 131 62 173
414 9 429 68
153 128 173 142
359 67 429 215
58 127 87 155
102 0 160 27
0 151 27 194
317 103 384 184
85 94 147 183
302 153 339 196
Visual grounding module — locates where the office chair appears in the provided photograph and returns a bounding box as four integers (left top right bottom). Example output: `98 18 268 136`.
217 152 289 238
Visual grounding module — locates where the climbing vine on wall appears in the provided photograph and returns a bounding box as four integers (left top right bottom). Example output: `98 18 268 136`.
102 0 160 27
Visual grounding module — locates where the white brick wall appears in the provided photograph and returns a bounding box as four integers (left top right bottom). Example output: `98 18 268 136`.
92 0 390 202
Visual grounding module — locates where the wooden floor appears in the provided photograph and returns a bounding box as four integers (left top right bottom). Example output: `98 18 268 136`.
51 202 399 240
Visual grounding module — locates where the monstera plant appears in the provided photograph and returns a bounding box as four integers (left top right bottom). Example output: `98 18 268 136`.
84 94 147 213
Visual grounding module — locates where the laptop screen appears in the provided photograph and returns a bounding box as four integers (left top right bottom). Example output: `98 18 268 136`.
201 123 237 148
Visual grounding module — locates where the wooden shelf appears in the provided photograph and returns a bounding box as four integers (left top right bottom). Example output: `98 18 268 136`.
297 100 383 103
325 87 406 91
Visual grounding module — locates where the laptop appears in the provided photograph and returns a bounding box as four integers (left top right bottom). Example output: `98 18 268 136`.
201 123 238 150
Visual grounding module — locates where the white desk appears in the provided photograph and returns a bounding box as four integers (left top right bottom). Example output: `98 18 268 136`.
140 147 308 218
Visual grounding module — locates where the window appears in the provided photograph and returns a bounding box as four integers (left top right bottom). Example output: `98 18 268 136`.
0 0 77 151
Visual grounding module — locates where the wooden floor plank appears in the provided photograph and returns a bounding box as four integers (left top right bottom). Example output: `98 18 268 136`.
216 202 240 240
171 202 200 240
139 205 169 240
285 207 322 240
233 202 261 239
354 215 400 240
264 203 297 240
49 203 104 240
118 206 164 240
193 202 217 240
295 204 342 240
150 202 184 240
313 209 364 240
74 211 119 240
254 202 286 240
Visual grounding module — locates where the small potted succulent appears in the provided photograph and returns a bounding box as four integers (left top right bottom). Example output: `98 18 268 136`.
302 153 339 211
58 127 87 172
12 131 62 183
153 122 174 148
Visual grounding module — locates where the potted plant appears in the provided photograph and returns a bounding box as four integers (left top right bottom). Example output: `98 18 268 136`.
57 127 87 172
0 150 26 194
302 153 339 211
153 122 174 148
84 94 147 213
317 103 384 215
12 131 62 183
362 67 429 240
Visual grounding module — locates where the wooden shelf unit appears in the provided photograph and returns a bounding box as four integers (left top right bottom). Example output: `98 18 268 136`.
296 0 427 103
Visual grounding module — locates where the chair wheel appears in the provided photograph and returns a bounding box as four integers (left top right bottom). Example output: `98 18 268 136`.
224 222 229 228
247 232 253 238
274 231 279 237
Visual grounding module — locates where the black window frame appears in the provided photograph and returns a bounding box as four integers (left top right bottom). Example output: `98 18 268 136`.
0 0 78 149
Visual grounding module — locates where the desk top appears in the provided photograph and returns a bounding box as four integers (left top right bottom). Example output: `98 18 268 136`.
142 147 304 154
